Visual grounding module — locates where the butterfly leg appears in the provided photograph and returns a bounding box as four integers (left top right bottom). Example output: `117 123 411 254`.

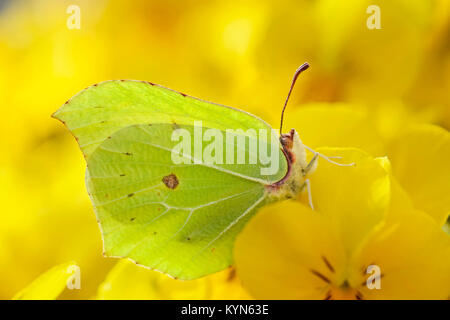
304 152 319 175
304 178 314 210
301 154 318 210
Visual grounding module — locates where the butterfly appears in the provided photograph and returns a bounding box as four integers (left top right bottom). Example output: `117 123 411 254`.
53 63 349 279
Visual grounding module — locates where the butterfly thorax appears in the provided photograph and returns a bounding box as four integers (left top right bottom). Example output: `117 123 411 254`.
266 129 314 201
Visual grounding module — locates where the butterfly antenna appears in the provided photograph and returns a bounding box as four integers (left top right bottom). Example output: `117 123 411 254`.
279 62 310 134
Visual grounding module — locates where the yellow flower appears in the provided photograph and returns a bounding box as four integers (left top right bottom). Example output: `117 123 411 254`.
97 260 250 300
281 105 450 225
235 148 450 299
387 124 450 226
12 262 79 300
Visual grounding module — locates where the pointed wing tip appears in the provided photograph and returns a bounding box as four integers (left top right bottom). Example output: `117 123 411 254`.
50 110 59 120
51 109 66 125
51 100 70 121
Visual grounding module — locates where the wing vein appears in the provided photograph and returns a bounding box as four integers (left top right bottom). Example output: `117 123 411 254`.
195 194 266 256
136 126 270 185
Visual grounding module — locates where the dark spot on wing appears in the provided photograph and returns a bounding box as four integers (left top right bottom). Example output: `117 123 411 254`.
128 193 134 197
124 152 132 156
93 83 98 87
120 174 126 177
153 231 157 235
162 174 179 189
172 121 180 130
130 217 136 221
107 136 112 139
179 92 187 97
186 237 191 241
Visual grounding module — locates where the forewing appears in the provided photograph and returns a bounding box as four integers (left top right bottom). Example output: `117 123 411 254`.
86 124 270 279
53 80 275 159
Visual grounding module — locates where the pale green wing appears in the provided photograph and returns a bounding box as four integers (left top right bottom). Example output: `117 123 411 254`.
87 124 278 279
52 80 274 160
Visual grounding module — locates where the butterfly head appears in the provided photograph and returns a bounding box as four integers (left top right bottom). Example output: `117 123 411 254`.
280 128 308 170
267 128 311 201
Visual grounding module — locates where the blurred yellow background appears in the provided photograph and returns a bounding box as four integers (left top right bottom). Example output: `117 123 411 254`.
0 0 448 299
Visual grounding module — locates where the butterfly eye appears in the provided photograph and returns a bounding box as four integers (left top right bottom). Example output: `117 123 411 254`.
280 128 296 150
280 134 293 150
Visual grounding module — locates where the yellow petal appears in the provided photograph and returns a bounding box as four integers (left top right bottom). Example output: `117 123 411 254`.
234 201 346 299
388 124 450 225
349 210 450 300
309 148 391 254
282 105 385 156
206 268 252 300
97 260 250 300
97 260 209 300
387 179 416 223
12 262 79 300
375 157 416 221
444 220 450 236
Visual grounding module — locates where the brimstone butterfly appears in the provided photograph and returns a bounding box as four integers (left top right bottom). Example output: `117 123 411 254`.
53 63 339 279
